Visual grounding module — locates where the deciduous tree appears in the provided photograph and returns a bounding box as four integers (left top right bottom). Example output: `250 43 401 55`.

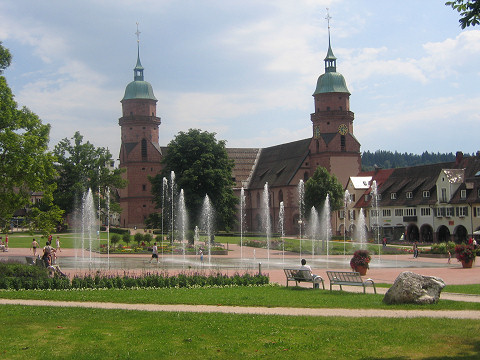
53 131 126 220
0 43 60 231
304 167 344 213
446 0 480 28
151 129 237 231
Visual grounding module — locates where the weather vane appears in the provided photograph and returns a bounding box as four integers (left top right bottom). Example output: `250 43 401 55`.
135 22 141 43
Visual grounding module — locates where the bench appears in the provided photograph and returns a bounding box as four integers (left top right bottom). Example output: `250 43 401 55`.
326 271 376 294
284 269 325 289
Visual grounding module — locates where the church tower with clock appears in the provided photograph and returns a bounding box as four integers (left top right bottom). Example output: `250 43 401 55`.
308 18 361 186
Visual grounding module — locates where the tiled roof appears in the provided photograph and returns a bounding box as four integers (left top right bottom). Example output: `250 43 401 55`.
248 138 311 189
226 148 261 188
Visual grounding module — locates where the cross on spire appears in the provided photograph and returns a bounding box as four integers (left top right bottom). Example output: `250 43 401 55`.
135 22 141 43
325 8 332 30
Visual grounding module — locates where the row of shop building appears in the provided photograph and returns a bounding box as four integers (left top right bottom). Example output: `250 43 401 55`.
340 152 480 243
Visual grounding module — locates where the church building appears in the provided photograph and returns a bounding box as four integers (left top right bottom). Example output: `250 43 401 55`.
118 29 361 235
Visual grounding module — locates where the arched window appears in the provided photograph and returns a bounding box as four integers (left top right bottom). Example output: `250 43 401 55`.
304 172 309 182
278 190 283 204
340 135 346 152
141 138 147 159
316 140 319 153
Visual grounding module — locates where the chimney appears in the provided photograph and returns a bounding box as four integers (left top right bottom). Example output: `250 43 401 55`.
455 151 463 165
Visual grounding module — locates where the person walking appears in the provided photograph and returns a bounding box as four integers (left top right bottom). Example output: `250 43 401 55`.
149 242 159 263
31 238 39 257
56 236 61 252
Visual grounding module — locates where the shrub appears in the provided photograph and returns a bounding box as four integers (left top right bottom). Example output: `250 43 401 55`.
122 233 131 246
134 233 144 246
110 234 120 249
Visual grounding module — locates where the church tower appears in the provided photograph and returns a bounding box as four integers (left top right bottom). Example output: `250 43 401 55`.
309 13 361 186
118 27 163 228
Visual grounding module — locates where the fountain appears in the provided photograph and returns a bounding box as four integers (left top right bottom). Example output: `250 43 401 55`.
308 206 319 259
177 189 188 263
343 189 352 259
261 183 271 264
200 195 214 264
297 179 305 258
71 188 101 268
320 194 332 266
371 180 381 260
240 187 246 261
170 171 176 246
278 201 285 263
161 176 168 256
356 208 367 250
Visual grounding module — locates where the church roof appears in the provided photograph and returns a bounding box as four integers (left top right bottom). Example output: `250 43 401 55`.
226 148 261 188
248 138 311 189
313 72 350 95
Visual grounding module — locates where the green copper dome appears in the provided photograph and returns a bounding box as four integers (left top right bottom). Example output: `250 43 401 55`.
123 80 157 101
122 45 157 101
312 33 350 95
313 72 350 95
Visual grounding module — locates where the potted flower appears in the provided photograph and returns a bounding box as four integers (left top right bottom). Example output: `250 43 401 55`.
350 249 371 275
454 244 476 268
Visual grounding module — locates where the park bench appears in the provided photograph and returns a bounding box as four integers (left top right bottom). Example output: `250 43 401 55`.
283 268 325 289
326 271 376 294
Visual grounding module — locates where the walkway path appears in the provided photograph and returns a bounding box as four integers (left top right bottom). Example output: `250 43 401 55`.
1 298 479 319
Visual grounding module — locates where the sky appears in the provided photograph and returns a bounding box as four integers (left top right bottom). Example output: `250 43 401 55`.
1 0 479 161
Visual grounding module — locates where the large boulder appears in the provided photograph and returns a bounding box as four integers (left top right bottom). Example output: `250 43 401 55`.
383 271 446 305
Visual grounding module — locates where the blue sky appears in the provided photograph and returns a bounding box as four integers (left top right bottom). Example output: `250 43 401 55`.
1 0 479 160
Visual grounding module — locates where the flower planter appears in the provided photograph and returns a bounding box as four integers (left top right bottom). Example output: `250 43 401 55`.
353 265 367 276
461 260 474 268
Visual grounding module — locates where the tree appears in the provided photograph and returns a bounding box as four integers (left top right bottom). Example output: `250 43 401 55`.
446 0 480 28
53 131 126 219
150 129 238 231
122 232 131 247
0 43 60 230
304 167 344 213
110 233 120 250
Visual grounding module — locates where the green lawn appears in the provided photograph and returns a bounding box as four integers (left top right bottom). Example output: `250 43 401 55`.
1 285 480 311
1 305 479 359
1 284 480 358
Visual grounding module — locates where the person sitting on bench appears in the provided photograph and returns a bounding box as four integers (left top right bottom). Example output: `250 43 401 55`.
299 259 321 288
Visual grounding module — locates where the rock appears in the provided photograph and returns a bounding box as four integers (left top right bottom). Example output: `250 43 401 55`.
383 271 446 305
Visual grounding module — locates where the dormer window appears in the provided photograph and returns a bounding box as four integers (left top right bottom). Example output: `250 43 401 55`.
461 190 467 199
391 193 397 200
423 191 430 198
406 192 413 199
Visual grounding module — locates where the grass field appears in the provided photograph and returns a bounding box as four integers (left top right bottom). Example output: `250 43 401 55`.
2 304 479 359
1 283 480 358
1 285 480 311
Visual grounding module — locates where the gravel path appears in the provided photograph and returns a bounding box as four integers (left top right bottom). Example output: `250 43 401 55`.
1 298 480 319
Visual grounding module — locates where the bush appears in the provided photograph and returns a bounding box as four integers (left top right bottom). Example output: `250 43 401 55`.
110 228 130 235
0 263 269 290
134 233 144 246
122 233 131 246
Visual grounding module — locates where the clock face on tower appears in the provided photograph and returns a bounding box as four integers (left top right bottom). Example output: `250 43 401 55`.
338 124 348 135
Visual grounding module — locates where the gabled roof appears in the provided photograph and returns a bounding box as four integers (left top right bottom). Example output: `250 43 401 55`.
226 148 261 188
248 138 311 189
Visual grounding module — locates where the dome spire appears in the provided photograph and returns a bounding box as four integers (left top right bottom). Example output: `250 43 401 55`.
134 22 144 81
324 9 337 73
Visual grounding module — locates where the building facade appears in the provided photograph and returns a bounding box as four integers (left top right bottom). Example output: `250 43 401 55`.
118 35 362 234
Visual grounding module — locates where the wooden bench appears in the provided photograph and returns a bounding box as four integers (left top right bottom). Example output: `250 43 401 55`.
284 269 325 289
326 271 376 294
